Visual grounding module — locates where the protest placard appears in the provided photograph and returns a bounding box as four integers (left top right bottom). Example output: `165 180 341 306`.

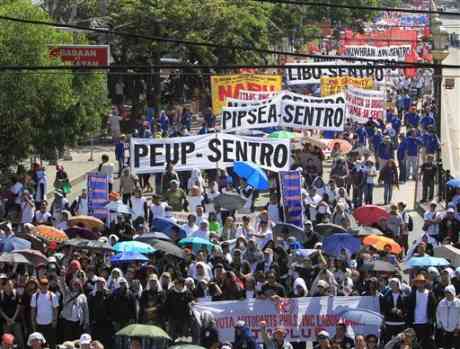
211 74 282 114
343 45 411 61
345 86 385 123
193 296 381 342
87 172 109 220
280 171 303 227
320 76 374 97
130 134 291 175
238 89 278 101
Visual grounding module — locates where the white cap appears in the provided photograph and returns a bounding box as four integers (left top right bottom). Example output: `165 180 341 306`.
317 330 330 339
317 280 329 289
27 333 46 346
80 333 92 345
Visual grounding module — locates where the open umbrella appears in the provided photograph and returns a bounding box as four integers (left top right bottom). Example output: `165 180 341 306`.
105 201 132 215
65 227 99 240
273 223 304 236
316 223 348 235
143 239 185 259
354 226 383 236
267 131 299 140
113 241 156 254
447 179 460 189
35 225 68 243
405 256 450 269
327 139 353 154
68 215 104 231
234 161 270 190
84 240 114 251
151 218 186 240
62 238 89 248
116 324 171 340
111 252 150 264
213 192 246 211
178 237 215 252
0 252 31 265
353 205 390 226
323 233 362 257
363 235 402 254
360 260 398 273
0 236 32 252
338 308 383 327
136 232 172 241
13 249 48 266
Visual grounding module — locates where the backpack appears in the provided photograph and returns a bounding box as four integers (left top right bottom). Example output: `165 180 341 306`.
407 214 414 232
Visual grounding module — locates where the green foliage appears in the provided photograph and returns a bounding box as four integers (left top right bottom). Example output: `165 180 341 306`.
0 0 109 170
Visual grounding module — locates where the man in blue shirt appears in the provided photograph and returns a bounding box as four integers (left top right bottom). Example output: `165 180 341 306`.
355 124 368 154
377 136 395 169
405 106 420 129
422 126 440 156
405 130 423 180
420 113 435 130
390 115 402 137
115 135 126 177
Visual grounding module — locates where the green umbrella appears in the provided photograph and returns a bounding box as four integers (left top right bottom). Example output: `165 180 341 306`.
116 324 171 340
169 345 207 349
268 131 296 140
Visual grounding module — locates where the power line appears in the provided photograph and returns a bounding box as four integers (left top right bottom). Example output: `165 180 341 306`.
252 0 460 16
0 15 427 65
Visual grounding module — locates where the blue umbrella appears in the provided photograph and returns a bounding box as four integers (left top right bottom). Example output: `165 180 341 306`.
151 218 186 239
447 179 460 189
105 201 132 215
233 161 270 190
0 237 32 252
178 237 215 252
113 241 156 254
405 256 450 268
323 233 362 257
111 251 150 264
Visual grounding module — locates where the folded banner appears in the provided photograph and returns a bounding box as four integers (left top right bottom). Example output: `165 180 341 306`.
280 171 303 227
130 134 290 174
193 296 381 342
345 86 385 123
238 89 278 101
211 74 282 114
343 45 411 61
222 98 345 132
285 62 385 85
320 76 374 97
87 172 109 220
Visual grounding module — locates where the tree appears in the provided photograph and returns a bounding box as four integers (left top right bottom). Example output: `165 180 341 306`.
0 0 109 174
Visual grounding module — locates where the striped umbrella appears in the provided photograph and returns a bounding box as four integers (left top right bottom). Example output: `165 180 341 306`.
35 225 68 243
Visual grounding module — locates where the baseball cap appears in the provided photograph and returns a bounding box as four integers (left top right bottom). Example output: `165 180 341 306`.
79 334 92 345
2 334 14 345
317 330 330 339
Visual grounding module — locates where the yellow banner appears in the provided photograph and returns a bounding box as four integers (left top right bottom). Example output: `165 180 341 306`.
320 76 374 97
211 74 282 114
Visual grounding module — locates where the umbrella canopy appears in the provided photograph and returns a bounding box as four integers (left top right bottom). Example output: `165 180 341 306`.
113 241 156 254
0 236 32 252
233 161 269 190
273 223 304 236
62 238 89 248
68 215 104 231
143 239 185 259
354 226 383 236
327 139 353 154
213 192 246 211
65 227 99 240
353 205 390 226
316 223 348 235
360 260 398 273
323 233 362 257
151 218 186 240
363 235 402 254
178 237 215 252
447 179 460 189
338 309 383 327
111 251 150 264
105 201 132 215
116 324 171 340
136 232 172 242
0 252 31 265
35 225 68 243
13 249 48 266
84 240 114 251
405 256 450 269
267 131 298 140
169 345 206 349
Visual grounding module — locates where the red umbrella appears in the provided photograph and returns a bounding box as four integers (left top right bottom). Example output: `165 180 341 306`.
353 205 391 226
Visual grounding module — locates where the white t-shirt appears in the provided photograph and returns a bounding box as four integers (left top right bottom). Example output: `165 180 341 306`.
131 197 146 219
100 163 114 183
414 289 429 324
182 223 199 237
10 182 23 205
21 201 34 224
423 211 440 236
31 291 59 325
150 202 166 220
34 211 52 224
187 195 203 214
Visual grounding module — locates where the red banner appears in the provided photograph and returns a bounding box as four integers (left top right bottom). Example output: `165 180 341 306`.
49 45 110 67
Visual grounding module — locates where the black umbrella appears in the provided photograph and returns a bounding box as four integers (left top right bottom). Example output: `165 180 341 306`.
273 223 304 236
0 252 31 265
316 223 347 235
65 227 99 240
84 240 113 251
144 239 185 259
213 192 246 210
360 260 398 273
62 238 89 248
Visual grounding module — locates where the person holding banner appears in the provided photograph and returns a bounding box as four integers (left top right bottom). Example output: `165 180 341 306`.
259 321 293 349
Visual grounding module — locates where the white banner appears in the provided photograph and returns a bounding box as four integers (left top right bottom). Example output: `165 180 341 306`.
285 61 385 85
193 297 381 342
130 134 291 175
222 95 345 132
345 86 385 123
343 45 411 62
238 90 279 101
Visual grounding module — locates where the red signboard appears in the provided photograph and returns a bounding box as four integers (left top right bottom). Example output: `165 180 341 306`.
49 45 110 67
